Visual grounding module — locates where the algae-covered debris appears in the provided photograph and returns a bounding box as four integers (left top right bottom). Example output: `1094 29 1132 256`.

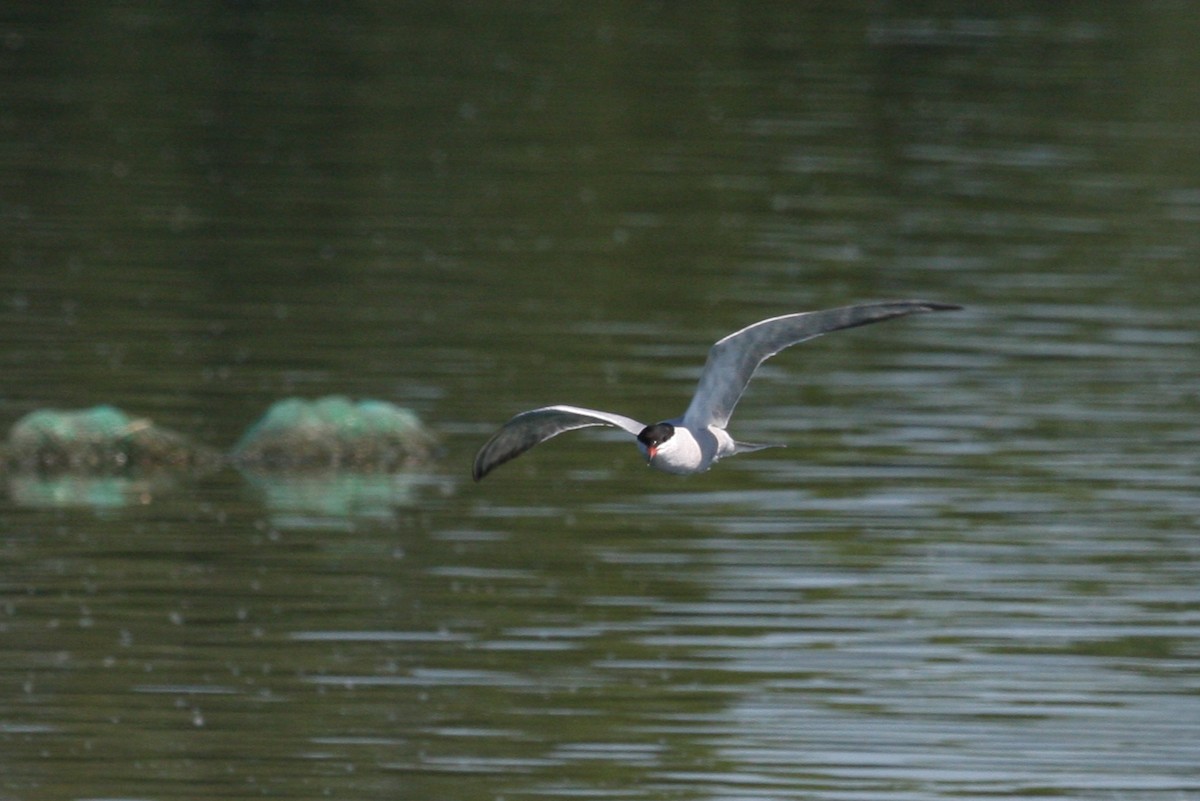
231 396 438 471
4 405 220 473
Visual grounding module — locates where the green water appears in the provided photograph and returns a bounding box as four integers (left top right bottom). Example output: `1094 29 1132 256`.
1 4 1197 799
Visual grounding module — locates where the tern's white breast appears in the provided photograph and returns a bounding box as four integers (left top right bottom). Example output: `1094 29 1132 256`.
647 425 732 475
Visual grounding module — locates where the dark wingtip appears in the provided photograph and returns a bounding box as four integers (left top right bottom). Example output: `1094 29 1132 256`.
471 455 489 482
473 440 519 482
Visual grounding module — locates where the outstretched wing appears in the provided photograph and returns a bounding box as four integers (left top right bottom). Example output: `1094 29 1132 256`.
472 404 646 481
683 300 961 430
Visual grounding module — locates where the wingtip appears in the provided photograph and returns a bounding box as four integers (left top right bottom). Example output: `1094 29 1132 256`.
471 458 488 482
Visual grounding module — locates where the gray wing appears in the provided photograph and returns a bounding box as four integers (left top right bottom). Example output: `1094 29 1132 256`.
473 404 646 481
682 300 961 430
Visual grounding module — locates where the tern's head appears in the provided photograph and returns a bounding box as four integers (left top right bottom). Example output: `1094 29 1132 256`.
636 422 675 462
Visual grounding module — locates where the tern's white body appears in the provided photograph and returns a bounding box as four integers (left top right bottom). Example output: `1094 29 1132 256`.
472 300 959 481
636 422 737 475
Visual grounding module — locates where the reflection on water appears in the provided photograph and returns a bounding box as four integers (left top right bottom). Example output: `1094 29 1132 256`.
2 3 1199 801
239 468 445 524
6 473 167 509
5 467 441 516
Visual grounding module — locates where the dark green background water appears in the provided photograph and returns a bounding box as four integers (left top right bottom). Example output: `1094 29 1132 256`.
2 4 1197 800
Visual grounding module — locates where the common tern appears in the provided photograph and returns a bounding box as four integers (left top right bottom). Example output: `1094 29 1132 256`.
473 300 959 481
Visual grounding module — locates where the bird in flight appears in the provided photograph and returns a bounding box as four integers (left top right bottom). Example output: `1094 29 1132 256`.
473 300 960 481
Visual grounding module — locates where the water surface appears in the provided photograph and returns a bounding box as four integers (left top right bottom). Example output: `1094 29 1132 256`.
1 4 1197 800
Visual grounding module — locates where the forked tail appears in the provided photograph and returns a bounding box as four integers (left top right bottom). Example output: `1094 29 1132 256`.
732 440 783 455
